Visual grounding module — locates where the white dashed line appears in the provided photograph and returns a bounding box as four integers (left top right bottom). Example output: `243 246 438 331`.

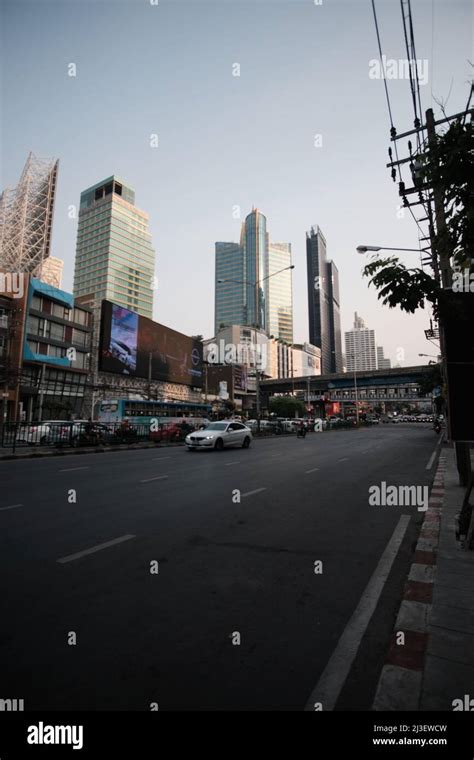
241 488 266 498
140 475 169 483
305 468 319 474
225 461 240 466
0 503 22 511
58 466 90 472
338 457 349 462
57 534 136 564
152 457 170 461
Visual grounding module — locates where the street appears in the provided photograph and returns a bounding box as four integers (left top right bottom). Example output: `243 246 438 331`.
1 424 439 711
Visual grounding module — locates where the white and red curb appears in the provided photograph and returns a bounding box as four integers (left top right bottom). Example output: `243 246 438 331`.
372 455 446 710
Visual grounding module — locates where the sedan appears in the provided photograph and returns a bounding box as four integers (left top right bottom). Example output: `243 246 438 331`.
185 421 252 451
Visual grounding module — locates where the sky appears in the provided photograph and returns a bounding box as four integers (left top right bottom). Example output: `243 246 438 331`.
1 0 473 366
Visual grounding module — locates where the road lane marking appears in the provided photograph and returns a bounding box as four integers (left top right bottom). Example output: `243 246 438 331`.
225 461 240 466
426 435 443 469
241 487 266 498
305 468 319 474
152 457 170 461
338 457 349 462
58 466 90 472
140 475 169 483
304 514 411 711
57 534 136 564
0 503 22 511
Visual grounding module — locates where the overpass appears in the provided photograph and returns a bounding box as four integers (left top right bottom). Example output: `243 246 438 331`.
260 365 433 406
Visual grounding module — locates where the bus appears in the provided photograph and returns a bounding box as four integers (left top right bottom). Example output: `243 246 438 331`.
98 399 212 428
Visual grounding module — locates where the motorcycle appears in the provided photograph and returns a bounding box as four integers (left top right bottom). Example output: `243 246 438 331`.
297 424 307 439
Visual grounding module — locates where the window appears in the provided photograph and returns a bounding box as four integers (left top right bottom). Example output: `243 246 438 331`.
31 295 42 311
52 302 65 319
50 322 65 341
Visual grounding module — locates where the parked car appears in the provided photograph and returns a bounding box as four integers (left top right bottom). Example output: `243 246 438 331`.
185 421 252 451
16 420 66 445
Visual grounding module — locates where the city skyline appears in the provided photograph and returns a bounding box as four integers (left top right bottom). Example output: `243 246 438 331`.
2 0 472 366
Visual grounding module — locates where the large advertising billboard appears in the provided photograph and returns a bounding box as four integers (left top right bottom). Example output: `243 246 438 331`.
99 301 203 387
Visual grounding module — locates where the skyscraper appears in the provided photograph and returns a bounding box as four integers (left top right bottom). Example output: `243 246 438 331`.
243 208 268 330
306 225 342 374
214 208 292 341
266 242 293 344
0 152 58 276
326 260 342 373
345 312 378 371
73 176 155 318
377 346 392 369
215 242 245 333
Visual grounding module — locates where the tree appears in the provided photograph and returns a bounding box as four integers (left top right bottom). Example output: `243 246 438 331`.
362 111 474 314
269 396 305 418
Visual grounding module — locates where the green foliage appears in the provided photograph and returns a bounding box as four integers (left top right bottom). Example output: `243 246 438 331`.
363 109 473 313
363 256 439 313
269 395 305 418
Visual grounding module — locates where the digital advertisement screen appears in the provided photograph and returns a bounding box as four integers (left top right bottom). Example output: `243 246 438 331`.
99 300 203 386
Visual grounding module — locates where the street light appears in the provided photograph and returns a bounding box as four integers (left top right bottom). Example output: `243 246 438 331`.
356 245 430 254
218 264 295 430
419 353 441 360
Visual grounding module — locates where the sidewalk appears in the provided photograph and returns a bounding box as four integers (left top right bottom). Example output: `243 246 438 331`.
373 445 474 710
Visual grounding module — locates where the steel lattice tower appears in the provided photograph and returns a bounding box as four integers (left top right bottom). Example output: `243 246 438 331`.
0 152 59 275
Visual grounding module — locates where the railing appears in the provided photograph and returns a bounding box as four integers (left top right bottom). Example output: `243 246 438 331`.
0 420 197 450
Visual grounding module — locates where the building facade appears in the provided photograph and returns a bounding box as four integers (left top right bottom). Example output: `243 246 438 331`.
214 242 245 333
306 225 344 375
0 275 92 422
214 208 292 342
38 256 64 289
326 260 343 373
73 176 155 318
266 242 293 344
377 346 392 369
344 312 378 372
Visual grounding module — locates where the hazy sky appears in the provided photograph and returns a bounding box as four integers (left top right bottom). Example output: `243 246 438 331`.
1 0 473 366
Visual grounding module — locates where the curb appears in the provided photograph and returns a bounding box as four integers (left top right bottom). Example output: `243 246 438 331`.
372 454 446 711
0 441 184 461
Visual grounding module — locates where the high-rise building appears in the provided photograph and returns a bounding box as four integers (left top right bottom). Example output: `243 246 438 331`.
38 256 64 289
0 152 58 276
73 176 155 318
326 260 342 373
377 345 392 369
267 242 293 344
215 242 245 333
243 208 268 329
345 312 378 371
306 225 342 374
214 208 292 341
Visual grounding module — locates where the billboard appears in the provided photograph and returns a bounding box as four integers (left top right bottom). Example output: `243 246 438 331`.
99 301 203 387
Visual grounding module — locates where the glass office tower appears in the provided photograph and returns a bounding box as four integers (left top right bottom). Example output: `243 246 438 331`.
243 209 268 330
73 176 155 318
214 242 245 334
266 242 293 344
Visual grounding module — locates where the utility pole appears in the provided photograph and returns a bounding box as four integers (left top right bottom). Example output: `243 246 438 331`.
426 107 470 486
389 104 474 486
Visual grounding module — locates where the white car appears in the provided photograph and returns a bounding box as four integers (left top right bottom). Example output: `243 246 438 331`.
185 421 252 451
15 420 64 445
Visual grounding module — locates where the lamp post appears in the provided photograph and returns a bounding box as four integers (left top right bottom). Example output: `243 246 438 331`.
356 245 430 254
218 264 295 431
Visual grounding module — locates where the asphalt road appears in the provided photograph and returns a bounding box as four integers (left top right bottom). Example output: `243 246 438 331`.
0 424 440 710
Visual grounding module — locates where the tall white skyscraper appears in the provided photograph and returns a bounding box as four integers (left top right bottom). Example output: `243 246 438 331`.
345 312 377 371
